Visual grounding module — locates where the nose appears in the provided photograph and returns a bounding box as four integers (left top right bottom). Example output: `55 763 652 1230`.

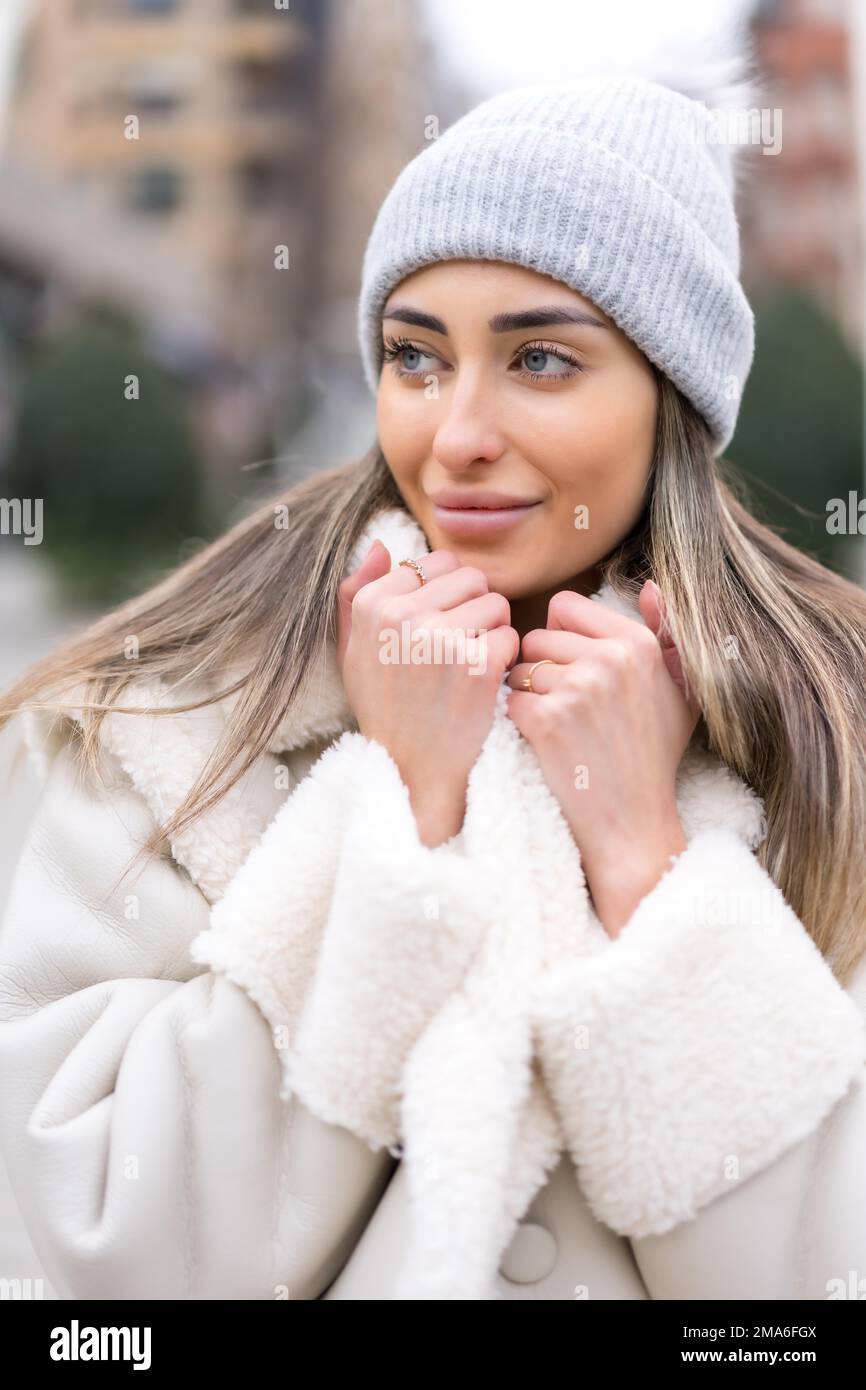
430 362 508 473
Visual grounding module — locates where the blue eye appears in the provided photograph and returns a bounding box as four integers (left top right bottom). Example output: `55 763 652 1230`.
381 335 439 379
380 334 585 383
518 344 584 380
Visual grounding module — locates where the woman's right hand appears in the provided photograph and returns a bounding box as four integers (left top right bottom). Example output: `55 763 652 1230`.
336 540 519 846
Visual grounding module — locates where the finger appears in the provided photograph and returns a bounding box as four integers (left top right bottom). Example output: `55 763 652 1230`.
336 544 460 670
361 546 461 602
444 591 513 641
336 540 392 669
637 582 698 716
399 563 491 614
519 627 593 665
505 659 563 694
638 579 674 647
656 637 698 722
486 624 521 676
505 686 542 733
340 539 392 605
547 588 648 639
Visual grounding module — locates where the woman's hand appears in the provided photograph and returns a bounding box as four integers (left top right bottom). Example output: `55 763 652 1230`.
336 540 519 847
504 581 700 937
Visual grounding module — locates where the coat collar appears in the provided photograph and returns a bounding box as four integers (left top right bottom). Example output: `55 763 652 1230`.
17 502 770 1299
22 503 767 904
255 503 765 868
261 502 659 754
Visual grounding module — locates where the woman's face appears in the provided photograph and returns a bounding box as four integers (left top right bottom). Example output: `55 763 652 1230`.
377 260 658 605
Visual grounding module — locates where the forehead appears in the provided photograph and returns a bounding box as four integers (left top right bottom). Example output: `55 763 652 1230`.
383 260 612 326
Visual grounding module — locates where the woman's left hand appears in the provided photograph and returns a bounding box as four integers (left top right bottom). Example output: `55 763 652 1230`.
505 581 701 937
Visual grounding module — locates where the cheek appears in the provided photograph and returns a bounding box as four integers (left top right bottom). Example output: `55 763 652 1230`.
513 374 655 496
586 367 658 461
377 378 433 433
376 386 431 483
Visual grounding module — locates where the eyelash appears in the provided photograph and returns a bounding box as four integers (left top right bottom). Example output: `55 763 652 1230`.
381 334 585 383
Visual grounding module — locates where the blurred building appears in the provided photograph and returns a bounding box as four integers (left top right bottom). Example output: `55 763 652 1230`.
746 0 863 355
2 0 331 498
0 0 448 491
287 0 460 473
6 0 324 360
0 154 218 351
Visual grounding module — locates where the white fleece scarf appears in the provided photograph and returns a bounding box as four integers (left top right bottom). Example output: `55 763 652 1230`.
29 505 865 1300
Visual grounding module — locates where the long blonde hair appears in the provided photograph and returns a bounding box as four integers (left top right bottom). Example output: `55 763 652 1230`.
3 373 866 985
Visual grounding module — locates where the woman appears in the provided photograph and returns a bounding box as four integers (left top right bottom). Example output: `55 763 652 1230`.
1 71 866 1302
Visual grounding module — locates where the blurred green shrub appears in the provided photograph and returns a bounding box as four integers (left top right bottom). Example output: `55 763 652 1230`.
729 286 863 583
3 312 208 604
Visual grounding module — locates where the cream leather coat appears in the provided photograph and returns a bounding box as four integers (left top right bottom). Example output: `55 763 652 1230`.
1 504 865 1301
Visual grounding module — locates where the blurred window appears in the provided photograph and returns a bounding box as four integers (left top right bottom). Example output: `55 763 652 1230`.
236 157 286 207
126 63 186 114
234 57 293 113
232 0 323 22
126 0 181 14
128 165 183 213
232 0 283 14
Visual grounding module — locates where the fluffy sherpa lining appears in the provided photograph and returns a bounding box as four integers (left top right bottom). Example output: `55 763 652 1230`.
20 503 866 1299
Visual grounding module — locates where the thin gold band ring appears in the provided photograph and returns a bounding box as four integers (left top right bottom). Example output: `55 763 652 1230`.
399 557 427 586
522 658 556 693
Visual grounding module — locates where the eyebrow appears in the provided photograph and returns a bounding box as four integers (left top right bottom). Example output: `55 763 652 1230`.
381 304 610 334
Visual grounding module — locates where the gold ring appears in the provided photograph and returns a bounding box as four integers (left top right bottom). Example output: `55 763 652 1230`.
399 557 427 587
522 658 556 693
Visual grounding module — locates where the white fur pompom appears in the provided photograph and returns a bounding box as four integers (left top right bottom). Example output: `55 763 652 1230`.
566 17 768 198
632 29 767 116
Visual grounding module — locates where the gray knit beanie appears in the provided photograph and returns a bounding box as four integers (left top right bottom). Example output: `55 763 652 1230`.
356 73 756 457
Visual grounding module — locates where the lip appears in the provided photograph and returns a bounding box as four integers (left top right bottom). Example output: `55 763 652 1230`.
429 489 542 510
431 497 543 537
